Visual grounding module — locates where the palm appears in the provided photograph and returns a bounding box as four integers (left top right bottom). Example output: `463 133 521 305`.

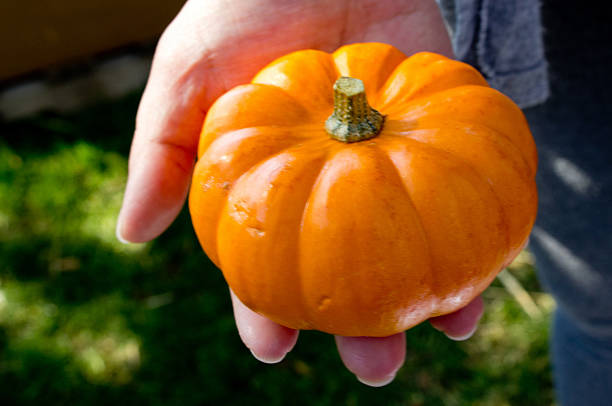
150 0 452 140
118 0 479 387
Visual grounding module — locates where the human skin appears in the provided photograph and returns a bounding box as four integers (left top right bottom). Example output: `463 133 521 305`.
116 0 483 387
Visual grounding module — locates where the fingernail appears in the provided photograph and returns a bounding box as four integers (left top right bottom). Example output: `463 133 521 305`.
357 372 396 387
116 221 130 244
250 349 287 364
444 324 478 341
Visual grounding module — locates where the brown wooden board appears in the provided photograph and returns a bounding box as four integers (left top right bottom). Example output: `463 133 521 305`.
0 0 185 80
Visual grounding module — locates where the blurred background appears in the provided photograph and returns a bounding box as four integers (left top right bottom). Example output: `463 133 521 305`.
1 1 555 405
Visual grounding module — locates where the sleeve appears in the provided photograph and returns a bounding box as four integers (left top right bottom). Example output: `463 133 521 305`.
437 0 550 108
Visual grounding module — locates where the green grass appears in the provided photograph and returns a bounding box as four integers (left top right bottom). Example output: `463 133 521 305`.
0 93 554 405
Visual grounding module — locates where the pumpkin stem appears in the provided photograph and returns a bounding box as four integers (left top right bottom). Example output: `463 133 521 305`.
326 77 384 143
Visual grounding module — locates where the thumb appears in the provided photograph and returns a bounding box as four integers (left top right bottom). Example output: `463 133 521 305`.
116 137 195 243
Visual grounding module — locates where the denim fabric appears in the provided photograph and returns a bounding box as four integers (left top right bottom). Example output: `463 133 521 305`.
523 13 612 397
437 0 549 108
551 310 612 406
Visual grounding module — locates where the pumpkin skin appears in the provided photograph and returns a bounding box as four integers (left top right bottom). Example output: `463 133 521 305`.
188 42 537 337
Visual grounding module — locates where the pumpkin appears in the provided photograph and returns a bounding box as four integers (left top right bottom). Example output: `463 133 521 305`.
188 42 537 337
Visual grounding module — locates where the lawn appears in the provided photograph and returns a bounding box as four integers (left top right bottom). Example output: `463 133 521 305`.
0 91 554 405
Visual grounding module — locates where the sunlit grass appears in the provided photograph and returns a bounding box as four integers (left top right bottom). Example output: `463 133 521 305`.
0 136 145 386
0 140 127 242
0 280 140 384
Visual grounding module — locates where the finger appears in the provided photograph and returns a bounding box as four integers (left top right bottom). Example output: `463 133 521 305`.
116 138 195 243
429 296 484 340
230 290 299 363
335 333 406 387
116 31 209 243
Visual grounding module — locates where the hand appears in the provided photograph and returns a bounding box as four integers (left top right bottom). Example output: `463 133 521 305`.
116 0 482 387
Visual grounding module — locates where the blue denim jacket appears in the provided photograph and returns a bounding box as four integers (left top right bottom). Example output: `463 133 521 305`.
437 0 549 108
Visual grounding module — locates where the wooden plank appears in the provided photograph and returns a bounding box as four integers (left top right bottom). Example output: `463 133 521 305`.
0 0 185 80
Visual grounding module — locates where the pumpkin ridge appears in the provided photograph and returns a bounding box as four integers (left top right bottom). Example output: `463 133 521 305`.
405 59 487 100
376 52 449 106
374 143 437 311
296 147 352 330
193 126 311 264
296 149 331 329
216 125 321 145
216 141 328 320
297 144 434 335
425 117 535 177
331 42 407 106
198 83 314 156
384 119 534 182
439 153 511 277
251 50 339 114
204 134 321 266
204 126 322 175
214 136 328 215
380 84 494 118
369 45 408 96
431 118 534 180
384 128 534 262
378 135 510 310
383 85 537 174
377 57 488 112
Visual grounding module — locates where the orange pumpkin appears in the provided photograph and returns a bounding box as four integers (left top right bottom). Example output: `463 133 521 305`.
188 42 537 337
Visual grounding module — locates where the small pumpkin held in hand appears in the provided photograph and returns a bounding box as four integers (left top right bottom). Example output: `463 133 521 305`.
189 43 537 337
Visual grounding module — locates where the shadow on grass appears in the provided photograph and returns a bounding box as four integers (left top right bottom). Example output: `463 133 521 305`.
0 93 552 406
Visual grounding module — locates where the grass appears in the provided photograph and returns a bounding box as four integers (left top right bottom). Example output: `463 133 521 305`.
0 92 554 405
